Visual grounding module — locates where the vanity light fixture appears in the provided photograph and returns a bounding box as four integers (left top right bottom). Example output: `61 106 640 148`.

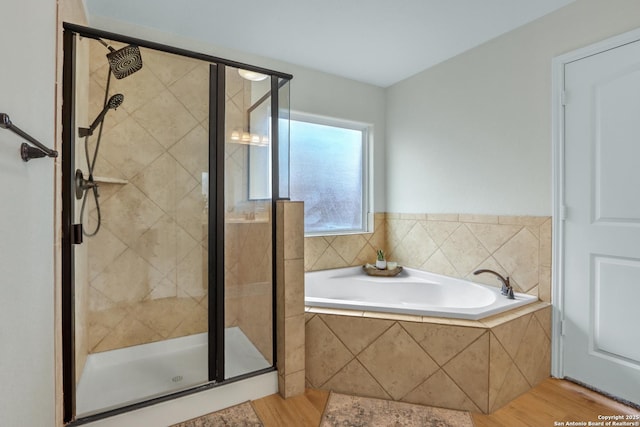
229 128 270 146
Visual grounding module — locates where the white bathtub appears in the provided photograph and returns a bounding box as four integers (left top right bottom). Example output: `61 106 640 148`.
305 266 538 320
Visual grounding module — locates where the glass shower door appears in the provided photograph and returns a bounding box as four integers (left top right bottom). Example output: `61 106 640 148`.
71 34 212 416
63 25 292 423
223 67 274 379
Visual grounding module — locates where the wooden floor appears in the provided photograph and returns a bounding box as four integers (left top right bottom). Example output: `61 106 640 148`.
251 379 639 427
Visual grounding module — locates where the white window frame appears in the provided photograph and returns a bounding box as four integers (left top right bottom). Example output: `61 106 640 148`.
289 111 373 237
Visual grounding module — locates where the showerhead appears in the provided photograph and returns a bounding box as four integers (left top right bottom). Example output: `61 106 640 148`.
78 93 125 138
107 93 124 109
106 45 143 79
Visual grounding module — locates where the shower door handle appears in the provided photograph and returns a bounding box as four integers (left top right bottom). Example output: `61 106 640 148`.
71 224 83 245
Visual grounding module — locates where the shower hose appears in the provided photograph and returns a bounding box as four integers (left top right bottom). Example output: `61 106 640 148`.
79 68 113 237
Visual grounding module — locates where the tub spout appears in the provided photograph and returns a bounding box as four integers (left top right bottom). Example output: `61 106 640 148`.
473 269 515 299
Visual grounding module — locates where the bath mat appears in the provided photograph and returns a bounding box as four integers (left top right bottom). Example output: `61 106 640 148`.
320 392 474 427
170 401 263 427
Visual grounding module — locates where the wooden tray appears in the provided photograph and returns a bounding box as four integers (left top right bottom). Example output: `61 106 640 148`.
362 265 403 277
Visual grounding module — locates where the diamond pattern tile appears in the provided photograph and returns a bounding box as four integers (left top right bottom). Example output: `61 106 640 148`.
132 90 199 149
169 124 209 179
489 332 512 410
490 362 530 412
358 324 438 400
423 221 461 246
314 246 349 271
100 184 165 247
491 313 532 359
466 223 522 253
305 316 352 387
440 225 491 277
421 249 458 277
306 305 551 413
91 248 163 305
87 225 127 280
402 369 481 412
304 213 551 303
514 315 550 385
386 218 416 250
494 228 539 291
85 41 222 352
99 116 165 180
131 152 197 214
331 234 369 265
401 322 486 366
169 64 209 122
442 332 490 412
93 314 164 353
142 48 200 86
323 315 393 355
389 222 438 267
104 58 166 113
323 359 391 400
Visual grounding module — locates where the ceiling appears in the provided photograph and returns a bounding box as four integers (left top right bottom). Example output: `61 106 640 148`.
85 0 574 87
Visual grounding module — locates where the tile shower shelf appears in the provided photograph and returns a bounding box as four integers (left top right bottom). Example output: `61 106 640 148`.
226 217 270 224
92 176 128 185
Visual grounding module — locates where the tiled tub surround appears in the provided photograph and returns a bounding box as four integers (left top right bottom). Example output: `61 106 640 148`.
305 213 552 302
305 302 551 413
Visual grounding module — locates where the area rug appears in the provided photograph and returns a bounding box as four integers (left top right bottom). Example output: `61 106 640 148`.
320 392 474 427
170 401 263 427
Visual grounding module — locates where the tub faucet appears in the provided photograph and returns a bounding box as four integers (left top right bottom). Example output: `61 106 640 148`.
473 269 515 299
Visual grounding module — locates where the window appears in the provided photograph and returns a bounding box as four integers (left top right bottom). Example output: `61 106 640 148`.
289 113 371 235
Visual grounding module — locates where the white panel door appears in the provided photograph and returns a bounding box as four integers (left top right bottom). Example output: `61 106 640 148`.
563 38 640 405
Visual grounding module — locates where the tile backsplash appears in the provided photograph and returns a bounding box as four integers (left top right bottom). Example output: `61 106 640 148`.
304 213 551 301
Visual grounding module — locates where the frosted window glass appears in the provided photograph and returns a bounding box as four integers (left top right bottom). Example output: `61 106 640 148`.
290 120 364 233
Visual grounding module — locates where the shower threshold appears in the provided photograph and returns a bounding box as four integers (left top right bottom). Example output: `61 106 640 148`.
76 327 270 417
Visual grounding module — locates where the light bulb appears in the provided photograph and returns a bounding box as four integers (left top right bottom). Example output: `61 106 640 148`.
238 69 268 82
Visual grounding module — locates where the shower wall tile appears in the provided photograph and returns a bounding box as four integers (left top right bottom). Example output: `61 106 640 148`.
303 213 551 300
169 125 209 179
131 90 198 149
131 152 197 214
169 65 209 122
143 49 200 86
87 43 209 353
100 184 165 247
91 248 163 304
96 60 166 113
100 117 165 179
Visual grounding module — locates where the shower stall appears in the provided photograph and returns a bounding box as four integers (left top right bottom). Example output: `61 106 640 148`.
61 24 291 423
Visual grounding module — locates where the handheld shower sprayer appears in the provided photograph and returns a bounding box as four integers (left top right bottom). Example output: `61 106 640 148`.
78 93 124 137
75 38 143 238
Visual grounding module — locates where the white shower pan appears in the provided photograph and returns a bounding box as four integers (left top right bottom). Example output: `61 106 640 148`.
76 327 270 416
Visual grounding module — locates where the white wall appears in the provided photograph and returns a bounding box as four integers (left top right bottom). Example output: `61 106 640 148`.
386 0 640 216
85 16 388 212
0 0 57 426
